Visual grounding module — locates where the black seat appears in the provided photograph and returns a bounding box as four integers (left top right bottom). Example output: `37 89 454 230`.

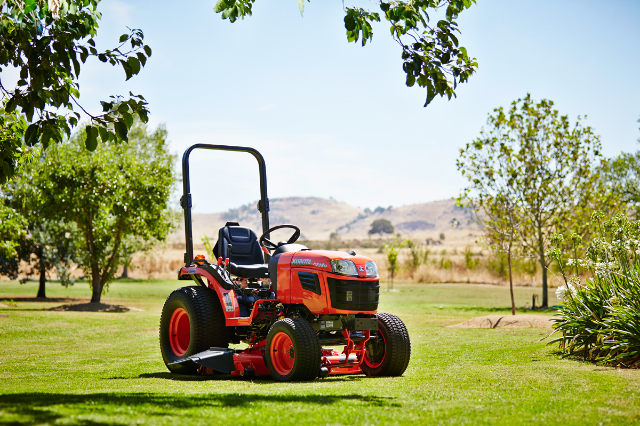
214 222 269 279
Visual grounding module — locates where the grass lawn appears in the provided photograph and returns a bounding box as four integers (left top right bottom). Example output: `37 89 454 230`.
1 280 639 425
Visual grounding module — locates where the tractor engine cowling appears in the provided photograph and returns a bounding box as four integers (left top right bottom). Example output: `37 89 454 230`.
272 250 380 315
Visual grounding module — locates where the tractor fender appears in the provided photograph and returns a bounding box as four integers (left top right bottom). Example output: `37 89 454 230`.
178 266 240 319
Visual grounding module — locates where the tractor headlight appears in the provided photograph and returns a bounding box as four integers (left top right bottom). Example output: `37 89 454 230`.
331 259 358 276
365 261 379 277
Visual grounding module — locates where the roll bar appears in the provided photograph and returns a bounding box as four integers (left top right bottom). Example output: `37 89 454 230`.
180 144 270 265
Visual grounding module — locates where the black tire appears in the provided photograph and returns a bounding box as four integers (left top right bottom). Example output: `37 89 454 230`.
361 312 411 377
159 286 230 374
265 318 321 381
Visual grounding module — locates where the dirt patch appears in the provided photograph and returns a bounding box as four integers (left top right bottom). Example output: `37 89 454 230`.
48 303 143 313
0 313 8 318
449 314 553 329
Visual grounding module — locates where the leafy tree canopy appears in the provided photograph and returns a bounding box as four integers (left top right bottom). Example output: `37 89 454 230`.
14 120 177 302
600 118 640 219
213 0 478 107
369 218 394 235
457 94 619 307
0 0 152 183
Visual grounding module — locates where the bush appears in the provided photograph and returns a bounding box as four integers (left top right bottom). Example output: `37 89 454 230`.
549 213 640 367
464 247 479 270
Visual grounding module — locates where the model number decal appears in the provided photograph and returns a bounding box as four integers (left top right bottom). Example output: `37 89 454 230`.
223 293 234 312
292 258 327 268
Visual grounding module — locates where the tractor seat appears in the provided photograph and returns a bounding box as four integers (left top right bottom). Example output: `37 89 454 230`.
228 262 269 279
214 222 269 279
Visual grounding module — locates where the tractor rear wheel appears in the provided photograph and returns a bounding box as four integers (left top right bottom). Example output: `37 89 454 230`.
266 318 321 381
159 286 230 374
361 313 411 377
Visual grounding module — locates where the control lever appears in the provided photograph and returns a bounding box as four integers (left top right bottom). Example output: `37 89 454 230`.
224 243 232 275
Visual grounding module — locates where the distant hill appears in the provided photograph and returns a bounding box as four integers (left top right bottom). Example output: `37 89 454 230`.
171 197 475 243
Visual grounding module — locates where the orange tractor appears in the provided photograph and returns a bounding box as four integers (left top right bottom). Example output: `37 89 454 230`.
160 144 411 381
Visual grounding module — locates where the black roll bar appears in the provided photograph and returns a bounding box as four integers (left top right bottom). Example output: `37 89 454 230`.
180 144 270 266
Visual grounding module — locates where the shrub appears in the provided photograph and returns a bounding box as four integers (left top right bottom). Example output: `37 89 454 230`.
464 247 479 270
549 213 640 367
405 239 427 277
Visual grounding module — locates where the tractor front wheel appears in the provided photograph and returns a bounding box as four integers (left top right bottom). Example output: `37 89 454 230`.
361 312 411 377
266 318 321 381
159 286 230 374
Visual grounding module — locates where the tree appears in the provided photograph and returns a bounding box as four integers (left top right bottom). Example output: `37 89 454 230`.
213 0 478 107
369 218 394 235
0 218 78 297
0 0 153 183
17 120 177 303
479 197 520 315
383 234 406 290
457 94 619 308
600 117 640 219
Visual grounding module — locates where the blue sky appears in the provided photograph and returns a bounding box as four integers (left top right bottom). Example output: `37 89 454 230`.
61 0 640 211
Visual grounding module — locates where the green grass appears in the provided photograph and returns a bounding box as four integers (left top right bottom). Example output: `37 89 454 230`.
1 280 639 425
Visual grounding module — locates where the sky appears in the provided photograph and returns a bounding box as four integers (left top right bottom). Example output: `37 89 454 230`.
17 0 640 212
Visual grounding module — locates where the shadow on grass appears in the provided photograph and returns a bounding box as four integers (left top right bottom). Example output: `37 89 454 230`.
0 392 399 425
0 297 84 303
128 372 369 383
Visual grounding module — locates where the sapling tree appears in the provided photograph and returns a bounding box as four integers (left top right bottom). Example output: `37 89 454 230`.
18 120 177 303
384 234 406 290
457 94 619 308
212 0 478 107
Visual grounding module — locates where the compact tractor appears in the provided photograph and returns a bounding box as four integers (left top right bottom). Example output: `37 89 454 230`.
160 144 411 381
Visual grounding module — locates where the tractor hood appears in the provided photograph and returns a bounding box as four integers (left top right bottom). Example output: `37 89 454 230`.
290 250 377 278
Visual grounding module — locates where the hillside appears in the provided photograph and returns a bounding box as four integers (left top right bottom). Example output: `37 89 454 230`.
171 197 475 243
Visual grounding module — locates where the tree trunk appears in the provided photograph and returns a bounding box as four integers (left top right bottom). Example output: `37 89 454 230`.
121 265 128 279
537 221 548 308
36 258 47 299
36 250 46 299
90 272 102 303
540 258 548 308
508 246 515 316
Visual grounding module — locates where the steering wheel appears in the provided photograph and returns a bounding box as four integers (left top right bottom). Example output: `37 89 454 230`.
259 224 301 250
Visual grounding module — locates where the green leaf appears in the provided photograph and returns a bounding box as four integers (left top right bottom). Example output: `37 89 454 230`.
98 126 109 143
344 15 356 31
119 34 128 43
424 85 437 107
297 0 305 16
25 124 39 147
115 120 128 142
85 126 98 151
143 45 152 57
126 57 141 77
136 52 147 67
213 0 226 13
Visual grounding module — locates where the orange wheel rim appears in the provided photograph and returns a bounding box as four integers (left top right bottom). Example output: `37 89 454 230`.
364 332 385 368
271 332 295 376
169 308 190 357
